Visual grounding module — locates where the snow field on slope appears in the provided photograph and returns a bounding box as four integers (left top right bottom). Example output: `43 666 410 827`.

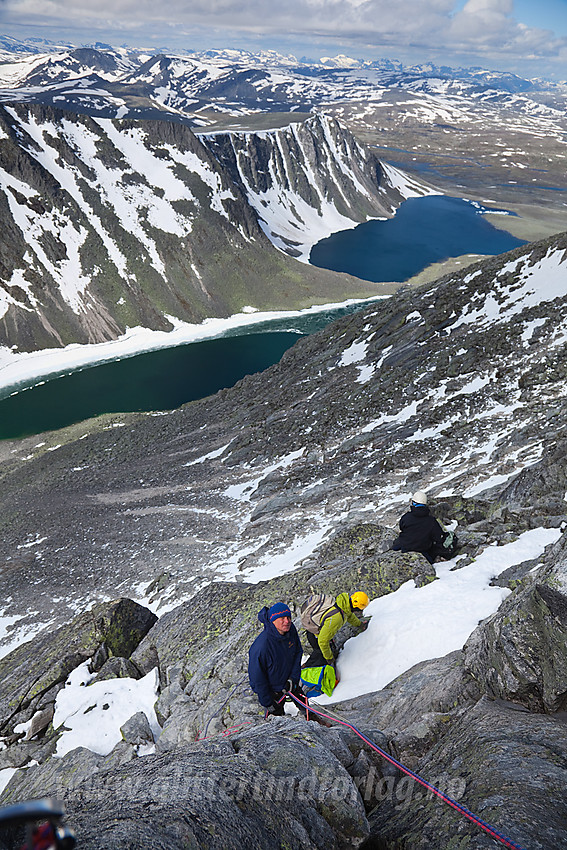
0 297 384 395
316 526 561 705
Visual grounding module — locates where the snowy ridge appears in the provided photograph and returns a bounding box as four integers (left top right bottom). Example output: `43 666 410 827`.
1 45 566 136
201 114 430 261
0 105 399 350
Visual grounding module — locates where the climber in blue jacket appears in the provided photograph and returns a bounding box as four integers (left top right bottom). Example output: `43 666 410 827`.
248 601 303 716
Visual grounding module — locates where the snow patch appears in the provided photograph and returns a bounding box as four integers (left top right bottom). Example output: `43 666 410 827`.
319 527 561 704
53 663 161 757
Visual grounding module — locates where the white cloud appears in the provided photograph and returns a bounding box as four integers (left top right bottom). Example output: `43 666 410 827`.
1 0 567 76
4 0 455 35
448 0 565 57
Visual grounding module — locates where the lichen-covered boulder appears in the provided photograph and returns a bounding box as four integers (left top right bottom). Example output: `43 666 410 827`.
368 697 567 849
464 578 567 713
0 599 157 736
56 719 370 850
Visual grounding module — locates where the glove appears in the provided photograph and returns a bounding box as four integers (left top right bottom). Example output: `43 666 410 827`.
323 656 335 667
265 703 284 717
359 620 369 632
285 679 294 692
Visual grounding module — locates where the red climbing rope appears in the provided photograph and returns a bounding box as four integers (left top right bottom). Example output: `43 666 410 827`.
284 690 528 850
195 720 253 742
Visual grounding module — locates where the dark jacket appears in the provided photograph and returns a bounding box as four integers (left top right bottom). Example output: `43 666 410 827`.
248 607 302 708
392 504 444 559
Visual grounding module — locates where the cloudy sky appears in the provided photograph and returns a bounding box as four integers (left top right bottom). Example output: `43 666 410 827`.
1 0 567 78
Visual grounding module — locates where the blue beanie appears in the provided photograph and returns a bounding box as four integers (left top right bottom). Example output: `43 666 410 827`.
268 602 291 621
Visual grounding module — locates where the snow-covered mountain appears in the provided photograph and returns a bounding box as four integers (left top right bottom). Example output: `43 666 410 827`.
1 44 565 128
1 42 564 227
0 106 420 353
3 41 563 362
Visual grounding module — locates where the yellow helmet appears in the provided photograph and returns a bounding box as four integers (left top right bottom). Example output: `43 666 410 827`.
350 591 369 610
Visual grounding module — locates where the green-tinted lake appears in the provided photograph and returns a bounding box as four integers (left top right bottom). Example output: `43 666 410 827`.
0 331 304 440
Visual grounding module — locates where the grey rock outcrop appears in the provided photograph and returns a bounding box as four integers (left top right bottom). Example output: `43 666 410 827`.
0 493 566 848
120 712 155 747
0 743 138 805
463 537 567 713
0 598 156 738
331 650 482 767
370 697 567 850
3 720 375 850
79 722 365 850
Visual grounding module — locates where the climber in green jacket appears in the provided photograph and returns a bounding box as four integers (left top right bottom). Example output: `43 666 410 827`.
303 591 369 668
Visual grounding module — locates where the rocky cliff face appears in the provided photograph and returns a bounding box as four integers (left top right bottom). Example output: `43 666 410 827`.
200 113 415 258
0 106 409 353
1 230 567 848
0 508 565 849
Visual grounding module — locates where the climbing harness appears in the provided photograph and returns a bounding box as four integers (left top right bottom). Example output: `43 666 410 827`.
264 689 298 720
284 689 528 850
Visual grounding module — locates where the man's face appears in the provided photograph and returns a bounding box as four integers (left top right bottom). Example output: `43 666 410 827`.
272 615 291 635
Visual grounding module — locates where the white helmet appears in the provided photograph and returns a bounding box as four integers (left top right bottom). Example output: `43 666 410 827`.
411 490 427 505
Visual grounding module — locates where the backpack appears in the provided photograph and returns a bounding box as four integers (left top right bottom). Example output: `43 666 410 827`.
300 593 341 634
440 530 459 557
300 663 337 697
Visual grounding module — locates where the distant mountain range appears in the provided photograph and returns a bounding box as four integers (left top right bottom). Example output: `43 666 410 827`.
1 39 566 130
1 37 565 358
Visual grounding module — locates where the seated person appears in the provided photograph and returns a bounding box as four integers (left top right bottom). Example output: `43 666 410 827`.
392 490 446 564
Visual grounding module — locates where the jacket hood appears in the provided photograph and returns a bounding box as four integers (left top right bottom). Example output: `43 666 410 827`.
410 504 430 517
336 591 351 612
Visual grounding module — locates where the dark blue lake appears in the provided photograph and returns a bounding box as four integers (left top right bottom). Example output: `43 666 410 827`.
309 195 527 282
0 331 303 440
